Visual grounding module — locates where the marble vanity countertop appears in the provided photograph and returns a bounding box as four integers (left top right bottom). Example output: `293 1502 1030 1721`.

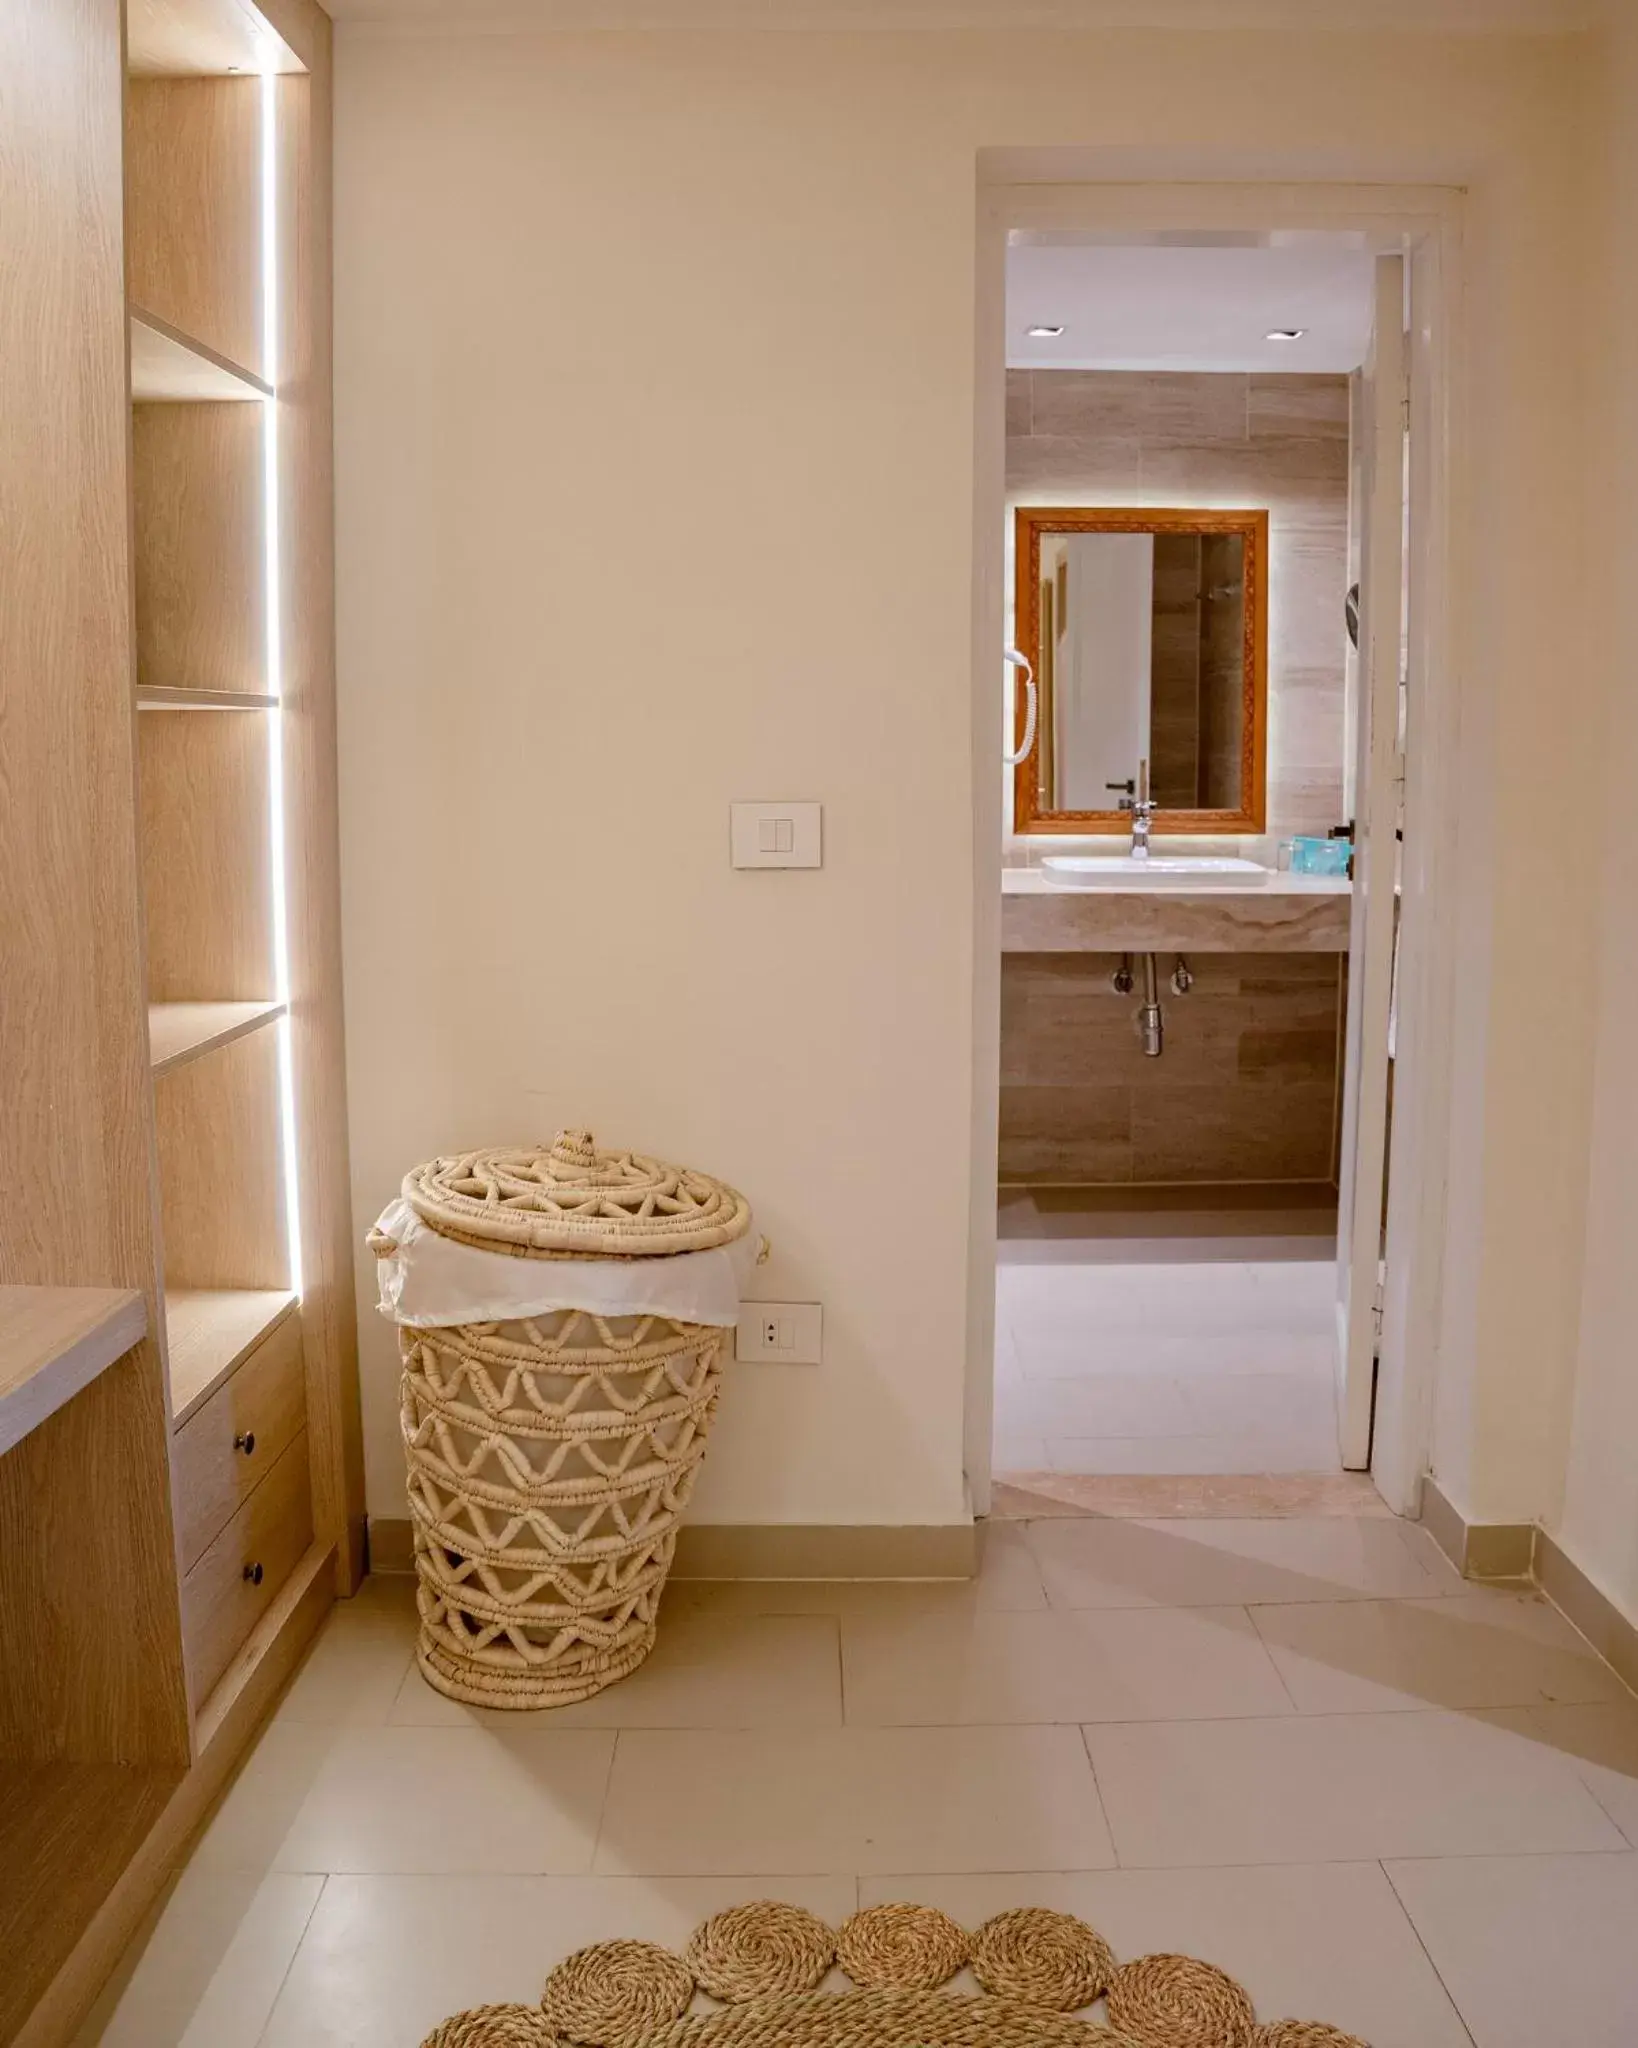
1001 866 1351 952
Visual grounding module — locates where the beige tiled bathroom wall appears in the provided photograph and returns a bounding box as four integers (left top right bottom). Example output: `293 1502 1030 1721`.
1007 370 1351 838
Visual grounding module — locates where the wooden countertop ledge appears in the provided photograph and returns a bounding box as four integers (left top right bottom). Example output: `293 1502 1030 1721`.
0 1285 147 1457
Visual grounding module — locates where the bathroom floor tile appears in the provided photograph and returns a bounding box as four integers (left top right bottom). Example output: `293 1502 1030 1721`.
666 1520 1048 1616
594 1725 1113 1874
1251 1593 1630 1713
860 1866 1471 2048
1492 1700 1638 1845
1385 1851 1638 2048
1002 1371 1198 1438
185 1722 345 1878
274 1578 419 1727
74 1869 322 2048
258 1875 858 2048
840 1603 1292 1724
1025 1514 1452 1608
1084 1708 1628 1865
388 1613 842 1729
1178 1370 1338 1436
269 1726 614 1874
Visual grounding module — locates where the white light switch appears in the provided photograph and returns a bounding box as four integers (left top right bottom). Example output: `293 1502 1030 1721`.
732 802 822 869
735 1301 823 1364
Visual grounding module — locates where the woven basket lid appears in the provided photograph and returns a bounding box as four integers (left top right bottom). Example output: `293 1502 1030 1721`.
401 1129 751 1259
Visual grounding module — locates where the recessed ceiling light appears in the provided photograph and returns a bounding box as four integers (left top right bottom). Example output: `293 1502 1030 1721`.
1026 324 1065 338
1266 328 1306 342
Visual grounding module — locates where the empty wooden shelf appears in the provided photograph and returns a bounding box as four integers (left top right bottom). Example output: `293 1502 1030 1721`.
148 998 285 1075
0 1286 147 1457
129 307 269 403
166 1287 299 1424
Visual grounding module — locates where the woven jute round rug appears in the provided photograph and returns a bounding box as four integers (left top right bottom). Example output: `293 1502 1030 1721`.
644 1987 1136 2047
686 1902 835 2000
541 1940 695 2048
419 2006 553 2048
1252 2025 1371 2047
969 1906 1116 2011
835 1904 970 1991
419 1899 1375 2048
1105 1953 1257 2048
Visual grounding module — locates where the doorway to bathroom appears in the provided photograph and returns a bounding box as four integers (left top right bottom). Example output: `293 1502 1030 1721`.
970 186 1457 1514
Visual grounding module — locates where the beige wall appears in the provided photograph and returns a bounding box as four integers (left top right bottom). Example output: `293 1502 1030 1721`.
334 21 1600 1537
1551 16 1638 1625
1006 368 1351 838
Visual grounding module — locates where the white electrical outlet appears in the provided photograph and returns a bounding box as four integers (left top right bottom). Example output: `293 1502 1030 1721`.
735 1301 822 1364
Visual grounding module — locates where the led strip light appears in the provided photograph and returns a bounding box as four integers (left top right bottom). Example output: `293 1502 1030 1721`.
262 65 303 1297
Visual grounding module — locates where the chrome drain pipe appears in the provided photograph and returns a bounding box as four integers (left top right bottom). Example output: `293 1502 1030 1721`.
1138 951 1164 1057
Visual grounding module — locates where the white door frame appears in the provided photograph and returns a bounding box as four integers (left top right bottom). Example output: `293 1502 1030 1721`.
966 180 1463 1519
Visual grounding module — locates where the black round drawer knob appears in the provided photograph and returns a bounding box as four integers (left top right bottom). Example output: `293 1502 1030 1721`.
243 1561 264 1586
235 1432 256 1456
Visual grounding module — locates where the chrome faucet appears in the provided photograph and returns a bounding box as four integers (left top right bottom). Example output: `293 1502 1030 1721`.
1119 759 1155 860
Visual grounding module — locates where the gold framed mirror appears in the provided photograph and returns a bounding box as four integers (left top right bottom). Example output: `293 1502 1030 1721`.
1013 505 1270 835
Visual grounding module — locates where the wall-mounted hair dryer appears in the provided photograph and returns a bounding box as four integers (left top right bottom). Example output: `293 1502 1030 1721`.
1003 648 1037 767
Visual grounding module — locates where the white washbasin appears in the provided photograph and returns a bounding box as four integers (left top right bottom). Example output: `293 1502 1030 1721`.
1042 854 1269 890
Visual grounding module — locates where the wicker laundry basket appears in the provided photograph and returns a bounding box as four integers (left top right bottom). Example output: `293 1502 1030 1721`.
371 1129 752 1710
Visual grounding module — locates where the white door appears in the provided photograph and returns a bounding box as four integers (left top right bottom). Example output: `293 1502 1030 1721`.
1335 254 1407 1470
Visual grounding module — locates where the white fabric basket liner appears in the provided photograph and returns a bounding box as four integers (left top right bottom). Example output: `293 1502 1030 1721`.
372 1195 761 1329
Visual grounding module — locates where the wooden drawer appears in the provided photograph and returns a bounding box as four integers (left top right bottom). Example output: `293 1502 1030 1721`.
182 1429 312 1700
174 1308 304 1570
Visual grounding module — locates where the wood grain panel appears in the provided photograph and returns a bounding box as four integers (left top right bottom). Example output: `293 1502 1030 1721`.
0 1763 179 2046
0 0 189 1770
181 1429 312 1698
273 27 368 1590
127 0 303 77
173 1310 305 1569
126 77 263 377
166 1287 297 1422
138 709 275 1001
155 1024 290 1291
0 1287 146 1457
999 950 1343 1187
131 401 265 694
9 1553 332 2048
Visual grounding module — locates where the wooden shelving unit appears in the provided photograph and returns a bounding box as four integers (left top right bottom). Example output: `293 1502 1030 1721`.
1 0 363 2039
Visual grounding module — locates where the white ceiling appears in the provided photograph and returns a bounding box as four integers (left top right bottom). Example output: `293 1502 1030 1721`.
325 0 1605 26
1006 241 1378 374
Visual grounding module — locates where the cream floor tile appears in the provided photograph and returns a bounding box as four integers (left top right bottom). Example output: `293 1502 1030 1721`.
259 1875 858 2048
1385 1850 1638 2048
594 1726 1114 1874
995 1429 1052 1470
1000 1371 1197 1438
665 1521 1048 1616
1178 1370 1338 1436
270 1726 614 1874
75 1869 320 2047
186 1722 345 1877
1495 1700 1638 1845
840 1603 1293 1724
1026 1515 1452 1609
1016 1331 1340 1379
1045 1431 1341 1476
1393 1519 1468 1592
274 1579 419 1727
1251 1594 1630 1714
860 1866 1472 2048
1085 1708 1628 1866
388 1613 842 1729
